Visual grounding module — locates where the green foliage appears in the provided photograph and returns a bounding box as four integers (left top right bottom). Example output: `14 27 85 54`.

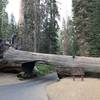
0 0 18 40
36 64 54 76
1 12 9 38
9 14 19 36
73 0 100 56
59 18 78 56
19 0 41 51
72 0 98 56
39 0 59 54
2 13 18 40
0 0 8 38
89 0 100 56
19 0 60 53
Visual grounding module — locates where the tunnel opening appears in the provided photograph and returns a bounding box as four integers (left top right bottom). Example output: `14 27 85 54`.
18 60 54 79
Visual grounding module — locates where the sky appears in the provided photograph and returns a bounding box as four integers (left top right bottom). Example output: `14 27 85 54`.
57 0 72 19
6 0 21 22
57 0 72 27
6 0 72 26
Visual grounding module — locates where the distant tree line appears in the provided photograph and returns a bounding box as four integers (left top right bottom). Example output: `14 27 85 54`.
59 0 100 57
0 0 18 45
1 0 100 57
18 0 59 54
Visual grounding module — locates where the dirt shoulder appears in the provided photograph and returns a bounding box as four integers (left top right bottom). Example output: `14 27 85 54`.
0 73 26 86
46 78 100 100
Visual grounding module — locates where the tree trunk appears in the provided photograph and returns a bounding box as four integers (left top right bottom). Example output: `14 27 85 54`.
2 47 100 73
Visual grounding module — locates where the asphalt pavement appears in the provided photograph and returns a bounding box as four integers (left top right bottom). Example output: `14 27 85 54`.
0 73 58 100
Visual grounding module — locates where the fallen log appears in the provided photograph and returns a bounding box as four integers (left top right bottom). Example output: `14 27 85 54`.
0 60 21 72
2 47 100 74
0 47 100 78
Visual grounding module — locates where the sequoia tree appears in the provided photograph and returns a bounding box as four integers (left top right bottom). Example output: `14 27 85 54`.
19 0 59 54
72 0 93 56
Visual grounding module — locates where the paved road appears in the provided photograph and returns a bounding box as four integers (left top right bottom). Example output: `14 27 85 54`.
0 73 58 100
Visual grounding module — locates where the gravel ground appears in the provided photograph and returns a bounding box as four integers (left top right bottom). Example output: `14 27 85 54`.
47 78 100 100
0 73 26 85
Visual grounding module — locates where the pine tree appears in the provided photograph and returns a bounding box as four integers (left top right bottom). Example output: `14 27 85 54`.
73 0 100 56
89 0 100 56
9 14 18 36
40 0 59 54
19 0 59 53
72 0 93 56
2 12 9 39
0 0 3 38
59 18 78 56
0 0 8 38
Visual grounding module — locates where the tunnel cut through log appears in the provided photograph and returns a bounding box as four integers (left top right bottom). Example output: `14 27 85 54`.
1 47 100 78
21 60 49 78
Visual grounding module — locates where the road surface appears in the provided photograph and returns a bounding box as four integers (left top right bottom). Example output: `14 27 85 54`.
0 73 58 100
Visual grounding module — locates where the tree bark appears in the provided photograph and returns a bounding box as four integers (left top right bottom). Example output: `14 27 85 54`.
1 47 100 73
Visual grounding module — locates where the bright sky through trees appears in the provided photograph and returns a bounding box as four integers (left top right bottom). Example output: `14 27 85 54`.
6 0 21 22
6 0 72 25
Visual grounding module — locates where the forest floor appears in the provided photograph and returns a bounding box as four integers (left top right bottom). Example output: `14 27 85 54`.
0 73 27 85
47 78 100 100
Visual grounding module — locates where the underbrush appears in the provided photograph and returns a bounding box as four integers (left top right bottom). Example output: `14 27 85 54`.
36 64 54 76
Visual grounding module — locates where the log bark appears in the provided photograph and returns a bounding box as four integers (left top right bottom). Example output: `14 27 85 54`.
0 60 21 72
1 47 100 73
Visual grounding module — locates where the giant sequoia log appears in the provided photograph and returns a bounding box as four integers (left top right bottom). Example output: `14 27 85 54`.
1 47 100 73
0 47 100 78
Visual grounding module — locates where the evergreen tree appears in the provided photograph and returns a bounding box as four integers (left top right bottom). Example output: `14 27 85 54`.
9 14 18 35
0 0 8 38
19 0 40 52
73 0 100 56
59 18 78 56
19 0 59 53
40 0 59 54
0 0 3 38
89 0 100 56
2 12 9 39
72 0 93 56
